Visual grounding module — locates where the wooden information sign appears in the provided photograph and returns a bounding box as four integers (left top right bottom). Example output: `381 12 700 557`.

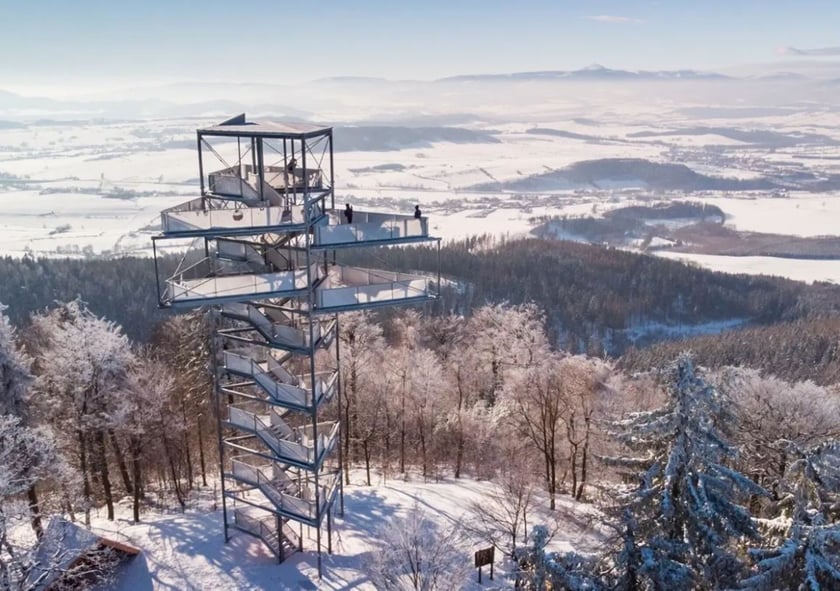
474 546 495 583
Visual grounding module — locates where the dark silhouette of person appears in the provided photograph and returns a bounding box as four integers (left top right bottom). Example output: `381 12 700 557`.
344 203 353 224
286 157 297 173
414 205 422 219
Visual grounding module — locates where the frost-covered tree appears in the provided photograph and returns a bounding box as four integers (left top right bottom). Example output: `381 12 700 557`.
0 415 57 590
0 303 33 418
406 349 446 480
723 368 840 510
364 502 470 590
0 303 46 538
388 311 422 474
150 311 214 489
468 470 536 558
338 311 386 484
741 440 840 590
29 301 134 525
604 354 764 590
122 351 179 520
468 304 549 405
514 525 604 591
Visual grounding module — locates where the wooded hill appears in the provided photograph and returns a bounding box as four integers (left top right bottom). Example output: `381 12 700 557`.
2 237 839 353
619 315 840 386
339 236 840 354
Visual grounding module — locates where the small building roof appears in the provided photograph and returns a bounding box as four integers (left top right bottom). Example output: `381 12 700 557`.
199 114 331 139
26 517 141 591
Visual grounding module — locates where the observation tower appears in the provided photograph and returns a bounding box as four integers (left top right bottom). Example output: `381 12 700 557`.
152 114 438 575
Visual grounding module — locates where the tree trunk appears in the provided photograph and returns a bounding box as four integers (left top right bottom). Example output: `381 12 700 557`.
27 485 43 539
94 430 115 520
108 429 133 495
418 420 427 479
343 399 351 486
165 438 186 510
454 376 465 479
382 410 391 482
180 398 194 490
576 418 591 501
362 437 372 486
400 368 407 475
130 436 142 523
454 430 465 479
78 429 92 527
197 418 208 487
549 450 557 511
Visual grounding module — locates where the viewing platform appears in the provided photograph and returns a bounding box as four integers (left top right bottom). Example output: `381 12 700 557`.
160 262 433 311
313 211 430 249
158 198 431 247
159 197 325 237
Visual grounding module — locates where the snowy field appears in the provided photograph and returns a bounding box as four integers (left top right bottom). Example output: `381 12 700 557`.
655 251 840 284
81 473 602 590
3 88 840 282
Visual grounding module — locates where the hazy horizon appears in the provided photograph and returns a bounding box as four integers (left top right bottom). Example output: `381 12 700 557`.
4 0 840 99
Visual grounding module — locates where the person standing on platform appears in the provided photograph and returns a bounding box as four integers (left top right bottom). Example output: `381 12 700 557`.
344 203 354 224
414 204 422 219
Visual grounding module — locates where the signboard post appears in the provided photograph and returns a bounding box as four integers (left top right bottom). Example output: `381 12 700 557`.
474 546 495 583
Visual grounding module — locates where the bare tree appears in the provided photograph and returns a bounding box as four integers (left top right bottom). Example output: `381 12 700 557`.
507 353 567 510
364 502 470 591
338 311 385 484
468 471 536 558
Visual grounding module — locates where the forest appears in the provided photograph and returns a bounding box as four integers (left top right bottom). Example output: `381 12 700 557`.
3 235 840 353
2 293 840 588
3 237 840 588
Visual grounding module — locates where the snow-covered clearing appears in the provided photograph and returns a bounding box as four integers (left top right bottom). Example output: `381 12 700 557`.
655 250 840 284
83 473 603 590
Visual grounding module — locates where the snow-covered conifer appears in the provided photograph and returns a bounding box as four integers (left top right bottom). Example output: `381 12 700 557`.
514 525 604 591
604 354 764 589
741 441 840 590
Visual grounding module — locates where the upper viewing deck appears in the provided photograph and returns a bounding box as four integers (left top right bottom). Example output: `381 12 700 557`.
153 113 439 312
159 196 431 246
199 115 331 140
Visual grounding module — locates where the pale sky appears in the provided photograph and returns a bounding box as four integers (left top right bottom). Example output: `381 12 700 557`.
2 0 840 94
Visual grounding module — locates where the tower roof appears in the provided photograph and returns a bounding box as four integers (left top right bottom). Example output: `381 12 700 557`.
199 114 331 139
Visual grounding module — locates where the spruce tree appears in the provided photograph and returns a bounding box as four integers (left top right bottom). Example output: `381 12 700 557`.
605 354 764 589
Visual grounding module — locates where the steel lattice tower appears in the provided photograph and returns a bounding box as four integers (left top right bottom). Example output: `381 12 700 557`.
152 114 438 575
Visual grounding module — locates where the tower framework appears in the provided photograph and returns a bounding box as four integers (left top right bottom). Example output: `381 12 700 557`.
152 114 438 574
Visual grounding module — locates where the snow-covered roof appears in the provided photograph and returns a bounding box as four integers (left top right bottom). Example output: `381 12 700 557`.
26 517 141 591
199 114 330 138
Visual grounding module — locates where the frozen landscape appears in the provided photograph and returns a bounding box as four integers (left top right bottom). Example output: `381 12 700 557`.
7 4 840 588
77 473 601 590
3 66 840 283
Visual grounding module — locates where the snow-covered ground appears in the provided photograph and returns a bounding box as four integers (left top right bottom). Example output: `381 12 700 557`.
655 251 840 284
3 113 840 283
82 473 602 590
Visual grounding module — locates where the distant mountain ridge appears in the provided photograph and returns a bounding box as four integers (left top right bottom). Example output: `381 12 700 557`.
437 65 731 83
